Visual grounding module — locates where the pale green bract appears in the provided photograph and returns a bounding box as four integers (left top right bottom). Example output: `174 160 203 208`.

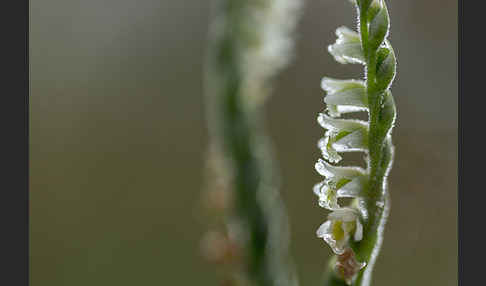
314 0 397 285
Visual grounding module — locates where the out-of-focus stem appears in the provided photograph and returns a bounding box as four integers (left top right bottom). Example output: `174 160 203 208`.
204 0 300 285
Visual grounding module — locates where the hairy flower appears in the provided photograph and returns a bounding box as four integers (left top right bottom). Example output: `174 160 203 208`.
316 208 363 255
314 159 367 210
313 0 397 284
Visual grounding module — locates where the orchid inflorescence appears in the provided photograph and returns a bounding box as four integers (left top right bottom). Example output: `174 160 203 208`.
313 0 397 285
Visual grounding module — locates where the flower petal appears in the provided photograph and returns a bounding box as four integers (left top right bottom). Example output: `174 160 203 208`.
317 131 343 163
332 128 368 153
317 113 368 132
317 184 340 210
315 159 366 179
316 220 332 238
328 27 365 65
324 85 367 108
321 77 364 94
313 181 325 196
317 220 346 255
336 176 367 198
354 218 363 241
328 208 359 222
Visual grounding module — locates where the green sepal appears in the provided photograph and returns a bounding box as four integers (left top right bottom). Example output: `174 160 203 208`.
375 90 397 142
368 1 389 53
367 0 382 22
375 42 396 91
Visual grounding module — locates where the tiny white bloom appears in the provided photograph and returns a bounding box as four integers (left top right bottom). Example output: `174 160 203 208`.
313 160 367 210
327 26 365 65
313 180 339 210
316 208 363 255
318 131 342 164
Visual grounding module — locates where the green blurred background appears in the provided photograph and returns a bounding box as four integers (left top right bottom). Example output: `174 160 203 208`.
30 0 457 285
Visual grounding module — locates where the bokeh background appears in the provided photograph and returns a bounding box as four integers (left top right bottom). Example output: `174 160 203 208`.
30 0 457 285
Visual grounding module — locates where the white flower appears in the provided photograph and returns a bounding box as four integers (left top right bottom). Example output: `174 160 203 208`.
313 159 367 210
316 208 363 255
327 26 365 65
321 77 368 118
318 130 342 163
316 115 368 163
313 179 340 210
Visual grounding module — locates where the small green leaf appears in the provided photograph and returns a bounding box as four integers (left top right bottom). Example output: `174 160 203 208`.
368 2 389 53
378 90 397 135
375 42 396 91
374 90 397 145
367 0 382 23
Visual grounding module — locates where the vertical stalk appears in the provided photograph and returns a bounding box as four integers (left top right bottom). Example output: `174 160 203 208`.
318 1 397 285
353 1 396 284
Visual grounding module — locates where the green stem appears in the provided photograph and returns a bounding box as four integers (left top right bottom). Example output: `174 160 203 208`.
326 2 395 285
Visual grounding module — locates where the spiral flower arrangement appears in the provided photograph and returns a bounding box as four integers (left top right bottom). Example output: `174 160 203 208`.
313 0 397 285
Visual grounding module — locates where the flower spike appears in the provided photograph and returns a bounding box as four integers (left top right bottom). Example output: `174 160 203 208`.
314 0 397 284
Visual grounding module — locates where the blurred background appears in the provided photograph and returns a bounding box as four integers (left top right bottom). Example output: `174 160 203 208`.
30 0 457 285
